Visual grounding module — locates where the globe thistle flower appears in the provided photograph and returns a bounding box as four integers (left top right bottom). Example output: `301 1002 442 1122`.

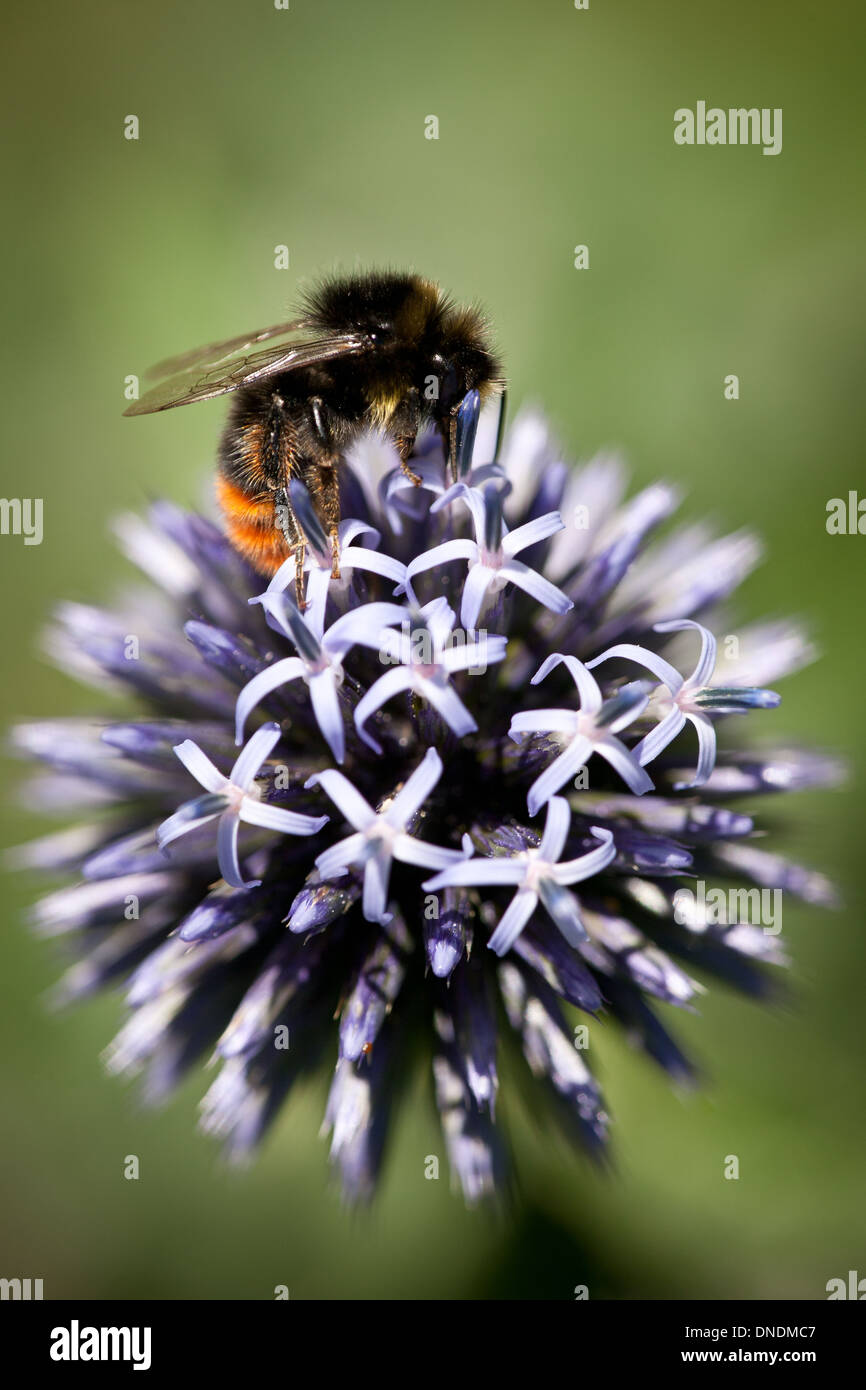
9 393 842 1204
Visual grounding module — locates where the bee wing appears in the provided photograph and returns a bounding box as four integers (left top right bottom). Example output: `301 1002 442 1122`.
124 329 371 416
144 318 313 381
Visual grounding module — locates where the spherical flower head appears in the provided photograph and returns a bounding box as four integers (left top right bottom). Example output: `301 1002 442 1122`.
10 397 842 1204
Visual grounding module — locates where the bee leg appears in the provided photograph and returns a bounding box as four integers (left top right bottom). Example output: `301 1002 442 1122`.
396 434 421 487
398 456 422 488
294 541 307 609
305 398 345 578
274 485 308 610
309 459 343 580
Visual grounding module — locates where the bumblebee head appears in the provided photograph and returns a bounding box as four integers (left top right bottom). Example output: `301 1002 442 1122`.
424 304 502 421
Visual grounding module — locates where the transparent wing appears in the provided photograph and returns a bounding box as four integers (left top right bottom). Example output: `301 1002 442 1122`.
145 318 312 380
125 329 371 416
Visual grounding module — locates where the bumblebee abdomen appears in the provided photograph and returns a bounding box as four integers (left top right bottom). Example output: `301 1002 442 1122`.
215 471 289 576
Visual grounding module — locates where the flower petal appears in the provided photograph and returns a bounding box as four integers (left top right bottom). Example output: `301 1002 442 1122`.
340 544 408 589
229 722 282 789
531 653 602 713
354 667 414 751
459 563 495 631
315 831 366 879
634 706 687 766
217 812 250 888
501 510 565 557
173 739 229 794
234 658 305 744
239 798 328 837
309 669 345 764
676 712 717 789
488 889 539 956
403 538 477 589
339 518 380 549
423 858 527 892
305 769 377 831
596 735 655 796
303 566 331 640
587 642 684 695
264 553 300 595
553 826 616 884
500 558 573 615
323 601 408 658
157 794 226 848
421 595 457 654
655 618 717 688
440 635 508 674
384 747 443 828
362 848 393 925
538 795 572 862
417 675 478 739
392 832 464 871
527 736 595 816
431 480 487 537
509 708 580 739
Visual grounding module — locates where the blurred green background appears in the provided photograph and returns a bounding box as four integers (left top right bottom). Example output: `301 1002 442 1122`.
1 0 864 1299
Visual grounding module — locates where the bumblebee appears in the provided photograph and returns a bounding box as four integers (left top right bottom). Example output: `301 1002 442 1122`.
125 271 504 590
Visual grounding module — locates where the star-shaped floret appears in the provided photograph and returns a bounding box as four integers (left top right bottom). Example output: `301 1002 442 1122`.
587 618 780 789
354 597 507 752
402 483 573 630
424 797 616 955
509 653 653 814
306 748 468 925
158 723 328 888
236 592 407 764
